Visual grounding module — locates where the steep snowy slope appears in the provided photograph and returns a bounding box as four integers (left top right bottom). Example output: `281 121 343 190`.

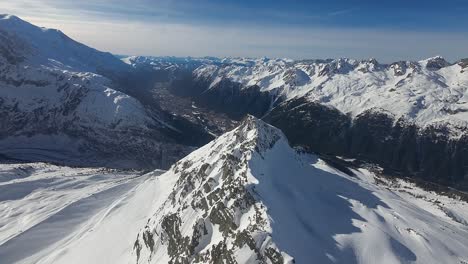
0 14 130 75
0 15 211 168
0 161 166 264
192 57 468 126
0 56 189 168
132 116 468 264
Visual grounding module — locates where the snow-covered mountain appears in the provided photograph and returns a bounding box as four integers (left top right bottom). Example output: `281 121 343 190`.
192 57 468 126
1 117 468 263
124 55 468 129
130 116 468 264
0 14 130 75
123 55 468 186
123 56 221 73
0 15 212 168
1 14 468 264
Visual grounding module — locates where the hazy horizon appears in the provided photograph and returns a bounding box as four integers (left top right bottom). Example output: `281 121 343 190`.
1 0 468 62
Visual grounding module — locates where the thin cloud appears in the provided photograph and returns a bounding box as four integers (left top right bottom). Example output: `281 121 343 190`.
328 8 359 16
0 1 467 62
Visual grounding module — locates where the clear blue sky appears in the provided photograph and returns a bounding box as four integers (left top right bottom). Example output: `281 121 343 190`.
2 0 468 61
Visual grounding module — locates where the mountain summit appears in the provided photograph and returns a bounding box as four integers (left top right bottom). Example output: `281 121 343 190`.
134 116 294 263
0 14 129 74
132 116 468 264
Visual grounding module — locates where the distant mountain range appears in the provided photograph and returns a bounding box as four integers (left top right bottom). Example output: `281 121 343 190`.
125 55 468 188
1 14 468 264
1 14 468 186
129 55 468 126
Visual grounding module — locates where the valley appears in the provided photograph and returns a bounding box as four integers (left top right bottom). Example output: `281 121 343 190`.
0 13 467 264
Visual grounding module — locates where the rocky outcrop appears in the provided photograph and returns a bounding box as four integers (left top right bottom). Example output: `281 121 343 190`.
459 58 468 72
133 116 293 263
261 98 350 155
0 29 27 65
390 61 408 76
425 56 451 70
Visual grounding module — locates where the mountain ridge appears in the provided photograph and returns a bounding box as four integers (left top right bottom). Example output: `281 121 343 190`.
131 116 468 264
0 14 212 169
0 14 130 75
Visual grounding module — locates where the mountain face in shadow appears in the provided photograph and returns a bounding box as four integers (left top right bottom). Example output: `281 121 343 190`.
264 98 468 189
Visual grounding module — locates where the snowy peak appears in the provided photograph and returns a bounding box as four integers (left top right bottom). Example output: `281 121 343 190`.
133 117 294 263
189 55 468 126
389 61 411 76
459 58 468 70
0 14 129 74
422 55 451 70
133 114 468 264
233 115 284 153
318 58 357 76
123 55 222 71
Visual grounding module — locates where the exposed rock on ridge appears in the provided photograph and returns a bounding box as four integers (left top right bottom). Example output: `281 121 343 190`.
133 116 293 264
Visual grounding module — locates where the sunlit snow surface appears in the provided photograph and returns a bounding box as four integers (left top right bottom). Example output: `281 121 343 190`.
194 57 468 127
134 118 468 264
0 125 468 264
0 163 167 264
1 123 468 263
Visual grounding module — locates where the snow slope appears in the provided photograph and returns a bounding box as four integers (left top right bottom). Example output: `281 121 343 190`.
0 161 167 264
0 14 129 74
133 116 468 264
0 15 194 168
0 53 183 167
1 118 467 263
192 57 468 126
